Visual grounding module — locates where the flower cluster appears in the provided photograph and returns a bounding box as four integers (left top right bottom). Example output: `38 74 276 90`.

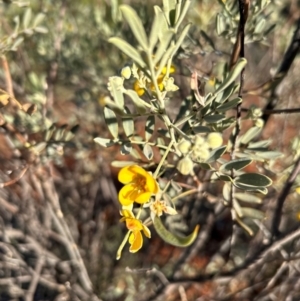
121 64 177 97
117 165 176 254
177 132 223 175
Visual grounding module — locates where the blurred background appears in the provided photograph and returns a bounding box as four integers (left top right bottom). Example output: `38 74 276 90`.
0 0 300 300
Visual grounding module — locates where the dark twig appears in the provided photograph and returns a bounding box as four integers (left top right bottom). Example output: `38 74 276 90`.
25 256 45 301
242 107 300 115
270 155 300 238
262 18 300 124
1 55 14 97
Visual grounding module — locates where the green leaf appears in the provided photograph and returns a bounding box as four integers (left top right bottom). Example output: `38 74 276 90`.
111 161 137 168
107 76 125 108
222 182 231 202
34 26 48 33
143 143 153 160
104 107 119 139
193 125 211 133
120 141 132 155
145 115 155 141
153 30 173 65
214 58 247 96
240 207 265 220
102 96 125 116
207 145 227 163
23 8 32 29
122 108 134 137
216 13 226 35
149 6 165 51
199 163 213 170
94 137 116 147
235 193 262 204
254 18 266 35
11 36 24 51
153 216 199 247
120 5 148 50
203 114 225 123
217 97 242 112
220 158 252 171
155 23 191 75
124 90 149 114
33 13 45 27
240 126 262 145
109 37 146 68
253 151 282 159
234 173 272 188
247 139 271 149
218 174 232 181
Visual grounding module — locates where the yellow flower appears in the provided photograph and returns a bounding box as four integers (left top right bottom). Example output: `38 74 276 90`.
118 165 159 206
133 80 145 96
120 210 151 253
133 65 176 96
150 199 177 217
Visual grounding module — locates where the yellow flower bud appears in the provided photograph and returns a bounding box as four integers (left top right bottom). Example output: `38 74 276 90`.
207 132 223 148
177 157 194 175
121 66 131 79
177 139 192 155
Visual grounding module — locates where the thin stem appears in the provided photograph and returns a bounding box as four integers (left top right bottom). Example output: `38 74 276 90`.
116 231 130 260
153 140 174 179
171 188 198 203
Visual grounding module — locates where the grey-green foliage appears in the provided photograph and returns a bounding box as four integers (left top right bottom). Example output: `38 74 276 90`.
0 4 47 54
95 2 280 236
216 0 275 44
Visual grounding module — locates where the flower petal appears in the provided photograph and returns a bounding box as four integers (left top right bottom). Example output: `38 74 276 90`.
120 209 134 219
129 231 143 253
135 192 152 204
118 166 136 184
142 225 151 238
126 218 143 231
145 174 159 193
118 184 135 206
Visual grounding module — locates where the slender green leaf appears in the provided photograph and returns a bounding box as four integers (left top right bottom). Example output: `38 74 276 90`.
124 90 149 114
122 107 134 137
33 13 45 27
217 97 242 112
145 115 155 141
234 173 272 188
235 193 262 204
107 76 125 108
193 125 211 133
23 8 32 29
94 137 116 147
240 207 265 220
155 23 191 77
154 30 174 64
247 139 271 149
143 143 153 160
153 216 199 247
120 5 148 50
240 126 262 144
207 145 227 163
253 151 282 159
120 141 132 155
109 37 145 68
204 114 225 123
220 158 252 171
149 6 165 51
214 58 247 96
104 107 119 139
111 161 136 168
